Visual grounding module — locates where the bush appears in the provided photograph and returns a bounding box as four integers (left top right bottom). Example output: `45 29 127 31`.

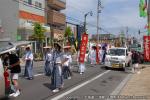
34 53 43 61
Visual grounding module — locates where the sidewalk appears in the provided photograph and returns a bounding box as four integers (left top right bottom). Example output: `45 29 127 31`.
120 63 150 99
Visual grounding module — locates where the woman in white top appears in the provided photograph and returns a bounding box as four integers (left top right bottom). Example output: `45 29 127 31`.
62 46 72 79
90 46 96 65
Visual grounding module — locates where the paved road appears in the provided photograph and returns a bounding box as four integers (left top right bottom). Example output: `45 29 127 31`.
9 62 129 100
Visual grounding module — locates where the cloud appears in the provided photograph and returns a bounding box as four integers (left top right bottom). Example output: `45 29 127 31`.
65 0 147 36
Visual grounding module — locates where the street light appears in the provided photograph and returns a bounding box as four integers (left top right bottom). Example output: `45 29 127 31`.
84 11 93 33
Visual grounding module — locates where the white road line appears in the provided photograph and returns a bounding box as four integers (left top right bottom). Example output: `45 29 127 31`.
34 73 44 77
51 70 111 100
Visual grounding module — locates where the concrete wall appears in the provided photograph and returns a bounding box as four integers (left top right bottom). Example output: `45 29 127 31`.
0 0 19 42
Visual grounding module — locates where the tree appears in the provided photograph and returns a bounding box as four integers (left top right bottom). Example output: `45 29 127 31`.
64 26 73 44
139 0 147 17
29 22 46 60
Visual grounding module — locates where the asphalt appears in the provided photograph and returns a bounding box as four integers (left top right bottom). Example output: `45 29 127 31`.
6 59 145 100
7 62 129 100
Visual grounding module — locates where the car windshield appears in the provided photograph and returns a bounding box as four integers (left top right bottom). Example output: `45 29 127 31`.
109 49 125 56
0 41 14 52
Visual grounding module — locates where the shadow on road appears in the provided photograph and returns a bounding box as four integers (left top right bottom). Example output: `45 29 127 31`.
101 66 125 72
43 83 55 90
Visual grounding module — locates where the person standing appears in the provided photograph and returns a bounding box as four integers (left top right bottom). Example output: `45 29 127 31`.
44 47 53 76
78 51 86 75
3 52 21 97
132 50 140 74
51 43 63 93
101 46 107 64
90 46 96 65
24 46 34 80
98 46 102 64
62 46 72 79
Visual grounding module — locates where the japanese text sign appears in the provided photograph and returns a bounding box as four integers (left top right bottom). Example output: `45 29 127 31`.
79 33 88 63
144 36 150 62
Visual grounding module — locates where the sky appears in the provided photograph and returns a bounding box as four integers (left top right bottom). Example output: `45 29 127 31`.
63 0 147 38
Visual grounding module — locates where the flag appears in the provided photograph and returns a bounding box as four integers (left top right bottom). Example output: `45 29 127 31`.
139 0 147 17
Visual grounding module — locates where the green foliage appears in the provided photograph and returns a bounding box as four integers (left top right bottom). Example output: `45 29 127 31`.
32 22 46 42
64 26 73 37
34 53 43 61
139 0 147 17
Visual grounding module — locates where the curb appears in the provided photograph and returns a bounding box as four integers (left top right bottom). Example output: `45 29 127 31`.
110 74 133 96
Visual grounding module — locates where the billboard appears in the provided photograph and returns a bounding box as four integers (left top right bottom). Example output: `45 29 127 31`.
143 36 150 62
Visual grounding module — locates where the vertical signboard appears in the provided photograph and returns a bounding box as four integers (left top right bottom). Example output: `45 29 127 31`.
79 33 88 63
143 36 150 62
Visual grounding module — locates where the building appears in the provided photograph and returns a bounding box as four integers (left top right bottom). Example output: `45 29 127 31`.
0 0 51 42
91 34 116 44
46 0 66 41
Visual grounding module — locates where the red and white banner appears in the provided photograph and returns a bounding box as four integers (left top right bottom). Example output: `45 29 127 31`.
79 33 88 63
143 36 150 62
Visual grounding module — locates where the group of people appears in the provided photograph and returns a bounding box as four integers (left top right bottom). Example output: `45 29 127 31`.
2 45 34 97
2 42 73 98
44 43 72 93
2 42 142 98
89 45 107 65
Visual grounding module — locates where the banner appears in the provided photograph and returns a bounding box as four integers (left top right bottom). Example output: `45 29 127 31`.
79 33 88 63
143 36 150 61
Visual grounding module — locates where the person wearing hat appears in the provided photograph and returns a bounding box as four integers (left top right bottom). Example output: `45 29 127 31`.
62 45 72 80
24 46 34 80
44 46 53 76
51 43 64 93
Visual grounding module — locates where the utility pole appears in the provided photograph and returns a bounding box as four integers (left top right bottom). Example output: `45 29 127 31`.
84 11 92 33
96 0 102 64
148 0 150 35
126 27 128 47
97 0 101 43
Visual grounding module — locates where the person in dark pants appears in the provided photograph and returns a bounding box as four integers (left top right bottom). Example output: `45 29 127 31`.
102 46 107 64
62 46 72 79
131 50 140 74
44 47 53 76
24 46 34 80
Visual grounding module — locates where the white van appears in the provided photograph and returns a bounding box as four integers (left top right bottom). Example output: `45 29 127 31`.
104 47 132 70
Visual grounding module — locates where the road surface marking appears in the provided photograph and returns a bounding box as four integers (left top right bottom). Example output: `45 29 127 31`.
51 70 111 100
34 73 44 77
110 74 132 95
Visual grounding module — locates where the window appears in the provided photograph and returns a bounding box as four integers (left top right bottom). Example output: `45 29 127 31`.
35 1 42 8
39 3 42 8
28 0 32 5
35 1 38 7
109 49 125 56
